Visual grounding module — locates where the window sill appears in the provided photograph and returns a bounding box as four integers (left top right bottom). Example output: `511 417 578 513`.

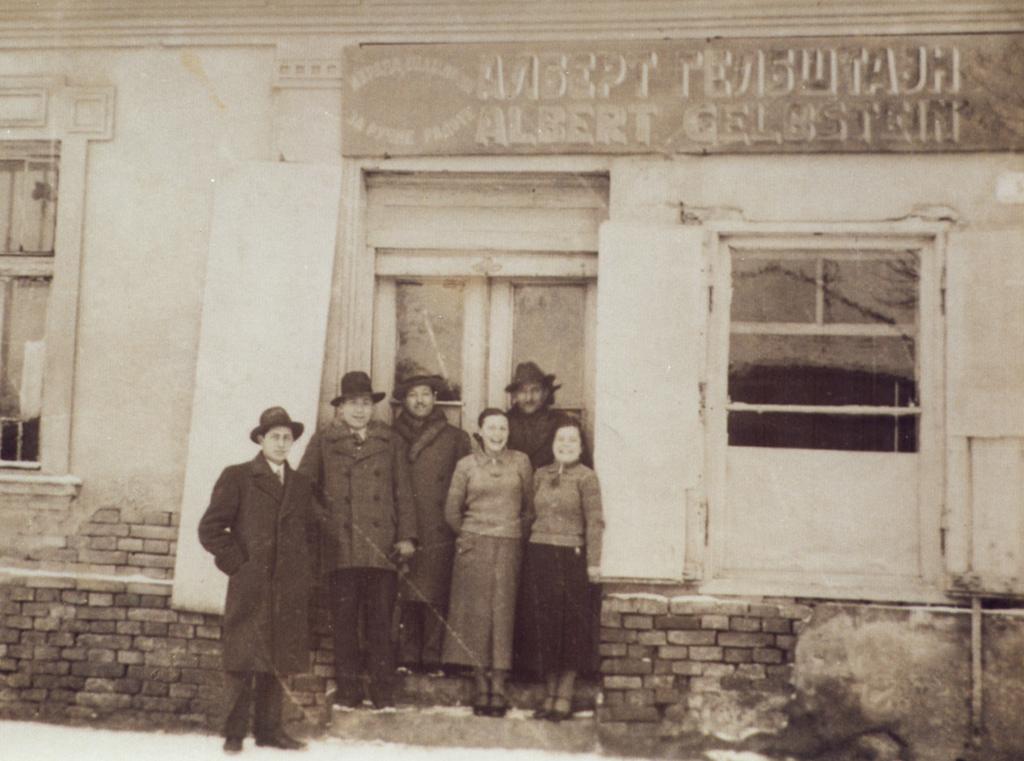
0 472 82 500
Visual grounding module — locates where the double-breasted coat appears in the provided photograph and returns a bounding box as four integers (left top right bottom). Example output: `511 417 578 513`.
297 419 417 571
198 455 326 674
392 408 472 604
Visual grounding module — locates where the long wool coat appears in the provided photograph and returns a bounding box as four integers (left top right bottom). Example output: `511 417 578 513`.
507 406 560 470
392 409 472 605
298 419 417 571
198 454 325 674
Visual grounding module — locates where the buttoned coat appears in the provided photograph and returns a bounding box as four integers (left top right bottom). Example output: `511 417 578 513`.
198 455 325 674
392 409 472 604
507 405 560 470
298 419 417 571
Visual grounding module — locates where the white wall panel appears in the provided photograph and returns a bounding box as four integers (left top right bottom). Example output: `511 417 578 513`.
172 161 341 613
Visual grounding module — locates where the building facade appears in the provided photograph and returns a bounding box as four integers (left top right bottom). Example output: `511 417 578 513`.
0 2 1022 759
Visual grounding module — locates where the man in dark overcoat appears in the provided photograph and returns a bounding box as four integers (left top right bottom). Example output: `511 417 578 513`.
391 373 472 673
506 361 562 470
298 371 417 710
198 406 326 753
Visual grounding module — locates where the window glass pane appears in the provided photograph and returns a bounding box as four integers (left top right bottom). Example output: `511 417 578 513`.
0 159 58 256
728 411 917 452
395 280 464 401
729 334 917 406
824 252 918 325
1 276 49 461
731 254 816 323
513 284 585 408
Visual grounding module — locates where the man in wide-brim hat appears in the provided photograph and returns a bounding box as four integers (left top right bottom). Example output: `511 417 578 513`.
390 372 471 673
199 406 328 753
505 361 563 470
298 371 417 710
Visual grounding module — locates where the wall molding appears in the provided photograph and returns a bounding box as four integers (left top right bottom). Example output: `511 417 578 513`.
0 2 1021 48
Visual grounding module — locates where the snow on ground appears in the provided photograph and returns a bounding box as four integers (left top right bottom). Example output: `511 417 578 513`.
0 721 783 761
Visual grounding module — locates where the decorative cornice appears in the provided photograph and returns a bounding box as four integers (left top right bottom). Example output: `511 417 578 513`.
274 58 342 90
0 2 1021 48
0 77 115 141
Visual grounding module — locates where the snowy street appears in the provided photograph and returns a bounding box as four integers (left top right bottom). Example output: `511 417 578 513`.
0 720 781 761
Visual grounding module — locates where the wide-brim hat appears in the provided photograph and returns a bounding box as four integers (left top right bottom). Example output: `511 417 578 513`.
393 373 447 400
331 370 386 406
505 361 561 393
250 406 304 444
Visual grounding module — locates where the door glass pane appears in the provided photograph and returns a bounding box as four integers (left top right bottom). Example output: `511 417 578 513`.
731 255 816 323
512 284 585 409
823 253 918 325
395 280 464 401
1 276 49 462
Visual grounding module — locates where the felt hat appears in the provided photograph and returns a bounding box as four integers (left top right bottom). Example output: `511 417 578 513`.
331 371 386 406
393 372 447 400
250 406 304 444
505 361 561 393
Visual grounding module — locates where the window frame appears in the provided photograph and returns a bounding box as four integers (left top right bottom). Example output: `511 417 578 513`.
0 77 113 486
0 143 59 468
703 220 948 602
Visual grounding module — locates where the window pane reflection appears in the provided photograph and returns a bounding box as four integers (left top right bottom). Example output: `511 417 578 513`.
729 334 917 407
395 280 464 401
731 255 816 323
824 253 918 325
1 276 49 461
513 284 585 408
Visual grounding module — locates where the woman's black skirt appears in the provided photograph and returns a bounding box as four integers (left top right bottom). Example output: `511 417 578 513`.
516 542 598 675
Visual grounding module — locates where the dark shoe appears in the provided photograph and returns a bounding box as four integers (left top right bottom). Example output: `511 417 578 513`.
328 687 363 710
532 708 550 720
488 692 508 718
255 732 306 750
548 697 573 722
223 737 243 754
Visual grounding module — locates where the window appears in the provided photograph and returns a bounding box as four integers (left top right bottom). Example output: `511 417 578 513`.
727 245 920 452
0 142 58 467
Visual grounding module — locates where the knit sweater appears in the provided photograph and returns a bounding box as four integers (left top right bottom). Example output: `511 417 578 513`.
444 449 534 539
528 461 604 566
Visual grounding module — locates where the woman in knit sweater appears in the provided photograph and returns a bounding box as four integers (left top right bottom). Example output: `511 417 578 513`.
517 416 604 721
442 408 534 717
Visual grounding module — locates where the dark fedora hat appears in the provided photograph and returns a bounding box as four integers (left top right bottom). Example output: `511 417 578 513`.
505 361 561 393
393 372 447 400
250 406 304 444
331 370 386 406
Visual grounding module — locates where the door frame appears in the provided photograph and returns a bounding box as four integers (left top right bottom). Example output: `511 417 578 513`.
322 156 610 427
702 219 950 603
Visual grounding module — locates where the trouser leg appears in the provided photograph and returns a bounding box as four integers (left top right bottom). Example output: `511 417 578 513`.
363 568 397 704
421 602 446 667
222 671 254 740
397 602 423 667
330 569 363 703
252 672 284 741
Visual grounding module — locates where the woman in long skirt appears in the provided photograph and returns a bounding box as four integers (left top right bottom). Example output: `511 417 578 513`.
442 408 534 716
518 416 604 721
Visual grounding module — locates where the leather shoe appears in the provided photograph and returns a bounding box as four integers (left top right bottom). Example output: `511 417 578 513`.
255 733 306 750
223 737 243 753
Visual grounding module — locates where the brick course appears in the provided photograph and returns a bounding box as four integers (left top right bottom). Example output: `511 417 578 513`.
598 591 802 728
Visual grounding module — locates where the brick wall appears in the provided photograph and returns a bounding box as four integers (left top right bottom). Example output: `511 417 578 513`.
0 572 336 728
597 592 810 737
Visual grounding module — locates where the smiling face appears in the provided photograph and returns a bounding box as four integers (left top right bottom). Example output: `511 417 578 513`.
339 394 374 430
479 413 509 453
552 424 583 466
513 381 549 415
258 425 294 465
403 384 436 420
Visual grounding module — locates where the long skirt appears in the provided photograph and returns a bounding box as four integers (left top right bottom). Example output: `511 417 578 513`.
442 532 522 671
516 542 596 675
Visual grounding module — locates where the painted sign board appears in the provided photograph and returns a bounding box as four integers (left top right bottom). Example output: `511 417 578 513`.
341 35 1024 156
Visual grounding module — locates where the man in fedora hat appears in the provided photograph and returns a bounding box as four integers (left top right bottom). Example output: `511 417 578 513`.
506 361 563 470
199 406 326 753
298 371 417 710
391 372 472 674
